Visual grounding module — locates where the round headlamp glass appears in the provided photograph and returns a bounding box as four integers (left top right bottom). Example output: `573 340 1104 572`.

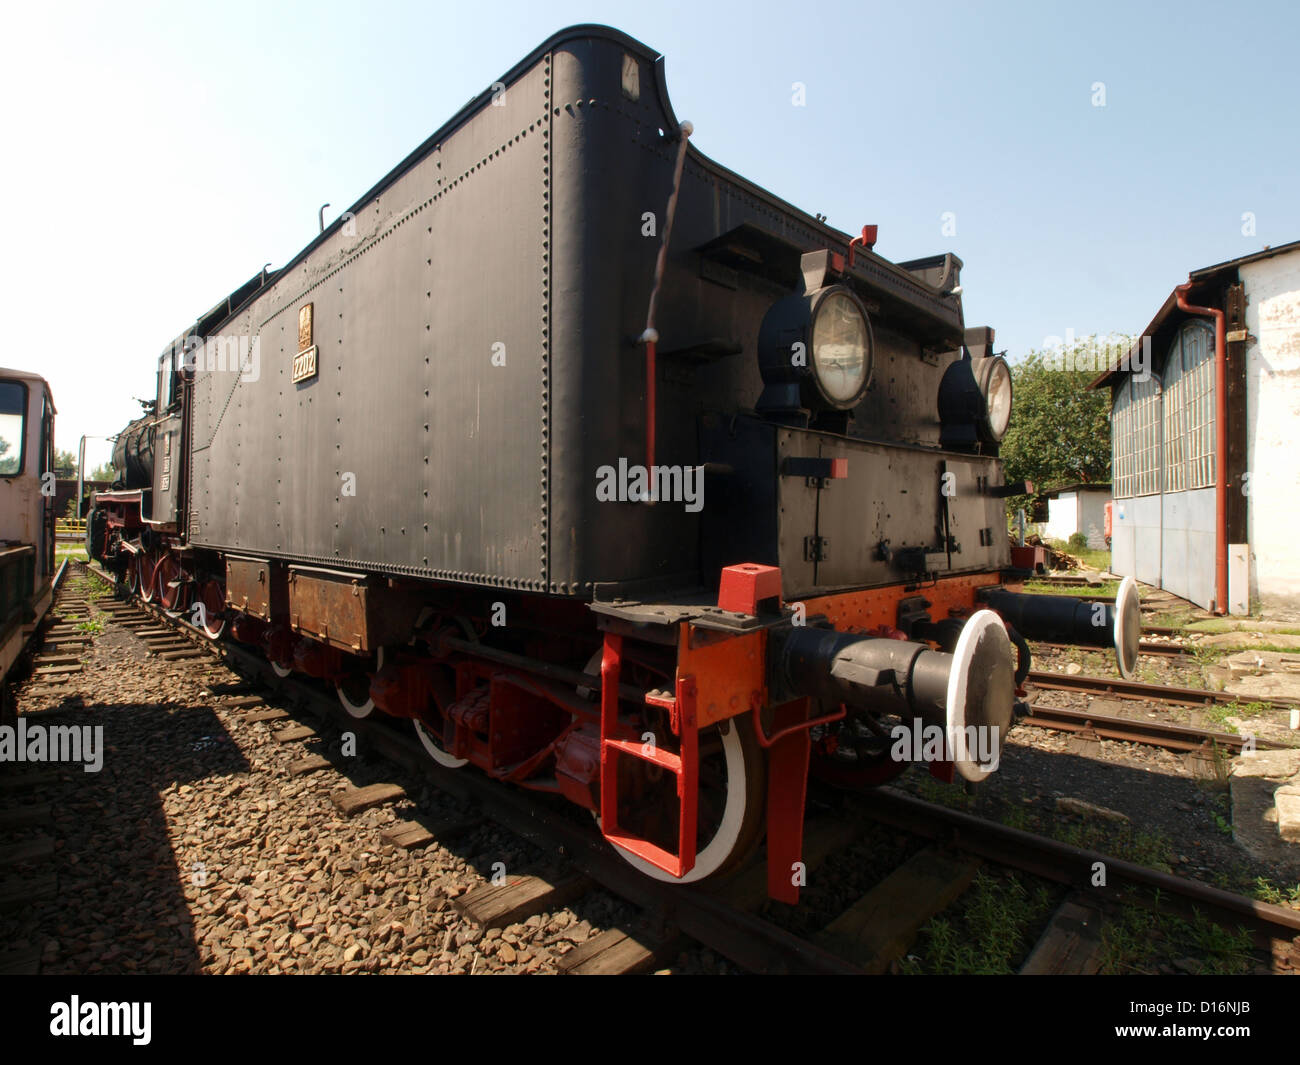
811 289 871 406
974 356 1013 440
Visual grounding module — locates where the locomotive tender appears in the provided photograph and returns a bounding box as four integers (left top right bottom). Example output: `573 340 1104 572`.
89 26 1139 902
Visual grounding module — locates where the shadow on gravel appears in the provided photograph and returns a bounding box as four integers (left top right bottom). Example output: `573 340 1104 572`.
0 701 250 974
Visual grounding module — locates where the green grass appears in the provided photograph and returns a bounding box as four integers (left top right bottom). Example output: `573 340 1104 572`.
1022 580 1121 598
1145 607 1195 630
1071 548 1112 570
1189 643 1226 670
74 616 106 637
898 870 1056 974
1098 904 1254 975
1251 878 1300 907
1200 699 1274 733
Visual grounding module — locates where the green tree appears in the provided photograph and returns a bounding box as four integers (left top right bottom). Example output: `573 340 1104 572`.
55 448 77 477
1000 344 1116 518
87 462 115 482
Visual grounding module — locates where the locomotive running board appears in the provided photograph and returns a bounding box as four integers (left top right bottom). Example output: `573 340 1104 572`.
598 632 699 878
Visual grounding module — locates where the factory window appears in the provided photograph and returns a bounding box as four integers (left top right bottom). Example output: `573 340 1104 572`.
1113 372 1160 499
1162 321 1215 492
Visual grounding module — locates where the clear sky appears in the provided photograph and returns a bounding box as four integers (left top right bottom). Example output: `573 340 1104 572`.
5 0 1296 471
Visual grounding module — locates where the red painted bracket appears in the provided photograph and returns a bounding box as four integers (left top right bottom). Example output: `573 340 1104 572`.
718 563 782 616
598 632 698 878
764 698 815 905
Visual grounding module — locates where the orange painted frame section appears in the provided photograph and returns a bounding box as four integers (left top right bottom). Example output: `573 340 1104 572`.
802 572 1004 633
676 572 1005 727
676 626 766 727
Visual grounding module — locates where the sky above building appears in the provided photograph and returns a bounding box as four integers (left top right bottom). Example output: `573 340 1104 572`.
5 0 1295 469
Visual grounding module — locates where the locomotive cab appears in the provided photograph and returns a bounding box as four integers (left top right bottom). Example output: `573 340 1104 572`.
0 369 57 686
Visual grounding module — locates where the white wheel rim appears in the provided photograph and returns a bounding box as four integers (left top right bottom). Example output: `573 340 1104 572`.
607 721 749 884
336 647 383 719
139 558 155 602
945 609 1013 783
271 660 292 678
1113 575 1140 680
414 718 468 768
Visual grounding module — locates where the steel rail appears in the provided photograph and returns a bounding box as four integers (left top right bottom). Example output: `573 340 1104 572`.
1027 669 1297 709
1021 703 1282 753
855 787 1300 943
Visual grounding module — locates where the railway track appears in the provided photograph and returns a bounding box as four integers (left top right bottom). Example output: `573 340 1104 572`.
4 560 1294 976
1034 638 1194 659
1021 703 1279 754
1027 668 1298 709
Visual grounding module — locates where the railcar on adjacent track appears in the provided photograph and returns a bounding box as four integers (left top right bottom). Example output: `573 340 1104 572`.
1 368 58 701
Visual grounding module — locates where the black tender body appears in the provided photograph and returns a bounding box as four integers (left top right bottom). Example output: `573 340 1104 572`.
169 25 1008 602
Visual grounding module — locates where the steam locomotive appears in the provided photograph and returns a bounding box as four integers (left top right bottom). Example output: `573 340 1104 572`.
88 25 1139 902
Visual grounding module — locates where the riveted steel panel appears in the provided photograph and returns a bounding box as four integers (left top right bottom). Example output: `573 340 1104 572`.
178 26 1002 604
190 56 553 589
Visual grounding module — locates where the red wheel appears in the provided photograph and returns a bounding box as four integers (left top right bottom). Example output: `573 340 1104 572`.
810 710 911 789
125 555 140 595
157 554 191 617
137 552 158 603
199 579 227 638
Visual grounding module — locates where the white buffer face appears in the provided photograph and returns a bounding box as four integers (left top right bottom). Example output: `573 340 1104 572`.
1113 575 1141 680
945 610 1016 783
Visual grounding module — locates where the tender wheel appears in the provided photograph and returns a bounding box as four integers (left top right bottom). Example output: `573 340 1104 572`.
336 648 384 718
414 717 468 768
606 715 766 884
198 579 227 639
412 620 477 767
270 660 293 678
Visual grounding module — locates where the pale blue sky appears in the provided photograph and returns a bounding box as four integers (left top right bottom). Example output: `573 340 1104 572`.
5 0 1295 469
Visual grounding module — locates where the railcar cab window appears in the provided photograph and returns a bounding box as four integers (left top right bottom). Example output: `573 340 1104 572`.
0 379 28 476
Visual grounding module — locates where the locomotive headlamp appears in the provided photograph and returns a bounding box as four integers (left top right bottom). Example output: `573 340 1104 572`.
810 288 872 406
972 355 1013 441
757 285 874 418
938 354 1013 451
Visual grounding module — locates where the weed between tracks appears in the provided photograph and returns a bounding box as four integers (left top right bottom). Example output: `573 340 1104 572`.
75 616 106 637
1098 903 1253 975
898 870 1056 974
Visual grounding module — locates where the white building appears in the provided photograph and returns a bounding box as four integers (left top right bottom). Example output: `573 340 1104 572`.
1041 483 1111 549
1093 241 1300 614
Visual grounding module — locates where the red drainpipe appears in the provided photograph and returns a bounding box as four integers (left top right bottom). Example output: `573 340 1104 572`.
1174 282 1228 615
